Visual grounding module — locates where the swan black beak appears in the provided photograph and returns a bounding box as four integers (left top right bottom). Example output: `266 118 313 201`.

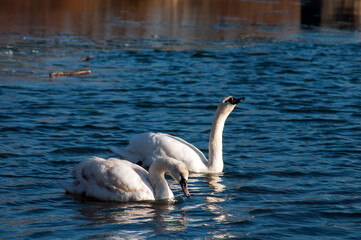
227 97 245 105
180 177 190 198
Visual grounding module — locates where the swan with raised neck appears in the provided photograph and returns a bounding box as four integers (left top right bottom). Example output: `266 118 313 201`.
109 96 245 173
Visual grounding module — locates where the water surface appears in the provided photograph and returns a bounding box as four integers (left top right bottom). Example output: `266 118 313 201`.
1 0 361 239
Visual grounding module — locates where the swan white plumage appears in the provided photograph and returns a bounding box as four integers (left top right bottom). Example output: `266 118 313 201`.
109 96 245 173
59 156 190 202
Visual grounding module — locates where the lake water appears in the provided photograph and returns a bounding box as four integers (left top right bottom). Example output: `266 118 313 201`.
1 0 361 239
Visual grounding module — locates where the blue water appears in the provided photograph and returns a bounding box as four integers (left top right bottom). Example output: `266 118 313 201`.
1 26 361 239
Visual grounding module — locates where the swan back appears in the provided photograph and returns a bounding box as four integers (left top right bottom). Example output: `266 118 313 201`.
119 132 209 172
60 157 155 202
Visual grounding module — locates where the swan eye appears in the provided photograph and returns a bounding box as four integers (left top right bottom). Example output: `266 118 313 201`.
226 98 234 103
180 174 187 183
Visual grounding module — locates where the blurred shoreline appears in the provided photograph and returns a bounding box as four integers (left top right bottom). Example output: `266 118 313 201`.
0 0 360 44
0 0 300 43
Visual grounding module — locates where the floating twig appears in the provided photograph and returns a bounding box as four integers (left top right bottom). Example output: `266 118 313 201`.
49 70 91 77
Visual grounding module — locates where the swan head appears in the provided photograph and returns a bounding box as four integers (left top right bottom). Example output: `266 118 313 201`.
223 96 245 105
149 157 191 198
217 96 245 114
168 161 190 198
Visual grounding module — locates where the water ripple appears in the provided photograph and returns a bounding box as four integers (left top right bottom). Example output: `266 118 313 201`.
1 26 361 239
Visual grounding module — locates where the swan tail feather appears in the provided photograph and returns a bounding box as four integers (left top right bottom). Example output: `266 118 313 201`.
108 146 145 166
108 146 125 158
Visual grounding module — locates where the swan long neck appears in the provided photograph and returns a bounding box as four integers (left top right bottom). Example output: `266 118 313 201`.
208 106 232 172
148 159 174 200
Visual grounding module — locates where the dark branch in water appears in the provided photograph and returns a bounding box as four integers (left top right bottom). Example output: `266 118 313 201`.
80 56 94 62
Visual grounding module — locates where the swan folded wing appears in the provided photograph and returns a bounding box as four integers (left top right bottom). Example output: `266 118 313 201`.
104 159 155 201
109 132 209 172
70 157 154 201
153 133 209 172
118 132 208 172
162 133 208 163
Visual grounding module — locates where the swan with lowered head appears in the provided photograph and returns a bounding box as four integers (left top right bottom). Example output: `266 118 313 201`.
59 156 190 202
109 96 245 173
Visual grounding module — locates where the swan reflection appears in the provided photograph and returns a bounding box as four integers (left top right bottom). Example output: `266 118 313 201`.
72 198 187 237
203 173 227 223
68 171 228 238
206 173 226 193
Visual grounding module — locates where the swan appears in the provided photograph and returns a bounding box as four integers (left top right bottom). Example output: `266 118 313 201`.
58 156 190 202
109 96 245 173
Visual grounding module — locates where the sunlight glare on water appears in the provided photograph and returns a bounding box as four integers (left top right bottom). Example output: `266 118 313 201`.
0 0 361 239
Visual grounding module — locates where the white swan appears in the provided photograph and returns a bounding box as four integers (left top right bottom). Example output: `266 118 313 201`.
109 96 245 173
59 156 190 202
